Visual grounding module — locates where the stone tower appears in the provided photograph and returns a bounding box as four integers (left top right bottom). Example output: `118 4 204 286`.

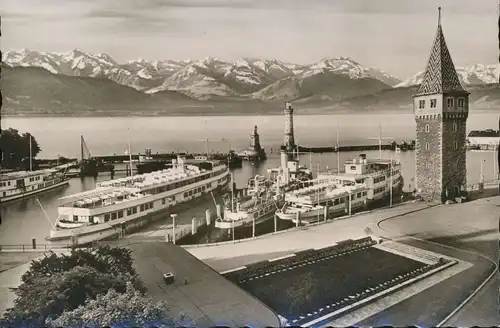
413 8 469 202
249 125 261 151
283 102 296 158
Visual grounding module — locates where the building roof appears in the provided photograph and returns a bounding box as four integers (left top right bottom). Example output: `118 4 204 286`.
414 9 468 97
468 130 500 138
108 241 281 328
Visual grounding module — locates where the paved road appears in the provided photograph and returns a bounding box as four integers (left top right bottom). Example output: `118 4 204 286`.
185 196 500 327
111 240 281 328
362 196 500 327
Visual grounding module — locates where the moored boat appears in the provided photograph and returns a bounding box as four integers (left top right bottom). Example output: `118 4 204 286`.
0 169 69 203
49 156 230 243
275 180 368 224
276 154 404 225
215 174 284 231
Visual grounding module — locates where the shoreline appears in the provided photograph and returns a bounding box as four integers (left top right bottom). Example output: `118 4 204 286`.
2 109 497 118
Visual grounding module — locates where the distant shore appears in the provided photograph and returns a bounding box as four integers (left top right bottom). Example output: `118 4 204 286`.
3 108 497 118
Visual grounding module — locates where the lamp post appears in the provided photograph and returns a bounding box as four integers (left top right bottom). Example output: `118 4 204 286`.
389 156 393 207
480 159 485 184
170 214 177 244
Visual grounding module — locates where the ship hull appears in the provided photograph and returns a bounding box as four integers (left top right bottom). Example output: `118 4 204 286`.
215 209 276 230
277 180 404 225
276 201 366 224
1 178 70 203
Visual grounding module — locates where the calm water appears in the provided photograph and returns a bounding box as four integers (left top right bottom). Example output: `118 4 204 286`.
1 113 498 245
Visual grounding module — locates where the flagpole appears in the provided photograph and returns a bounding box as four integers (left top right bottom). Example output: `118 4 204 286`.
390 156 393 207
128 128 133 177
336 128 340 173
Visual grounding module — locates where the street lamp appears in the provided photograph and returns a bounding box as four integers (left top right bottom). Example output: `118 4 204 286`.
170 214 177 244
480 159 486 184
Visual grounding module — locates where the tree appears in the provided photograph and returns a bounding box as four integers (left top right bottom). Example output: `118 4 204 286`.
0 128 41 169
21 246 138 284
46 283 180 328
5 266 131 326
3 246 148 327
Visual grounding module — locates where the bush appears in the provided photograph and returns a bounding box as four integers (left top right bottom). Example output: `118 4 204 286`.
46 283 178 328
2 246 154 327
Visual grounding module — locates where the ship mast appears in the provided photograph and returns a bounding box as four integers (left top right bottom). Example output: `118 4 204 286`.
29 134 33 171
336 127 340 173
127 128 133 177
367 124 394 159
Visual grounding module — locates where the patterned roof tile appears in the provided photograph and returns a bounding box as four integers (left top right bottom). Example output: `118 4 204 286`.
415 23 467 96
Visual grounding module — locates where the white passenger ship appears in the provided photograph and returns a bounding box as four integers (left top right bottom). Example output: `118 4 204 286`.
0 169 69 203
49 156 230 243
215 175 284 231
276 154 403 224
276 180 368 224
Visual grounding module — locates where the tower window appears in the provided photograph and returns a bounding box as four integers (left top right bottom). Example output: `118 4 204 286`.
454 141 458 150
447 97 454 108
425 124 430 133
419 100 425 109
452 122 457 132
457 98 465 108
430 99 437 108
425 142 430 150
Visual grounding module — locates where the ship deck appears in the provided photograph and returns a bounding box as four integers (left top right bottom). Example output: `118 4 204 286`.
0 169 57 181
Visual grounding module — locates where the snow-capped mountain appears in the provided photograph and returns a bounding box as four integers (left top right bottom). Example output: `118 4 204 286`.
4 49 403 100
293 57 401 86
250 57 398 101
396 64 500 88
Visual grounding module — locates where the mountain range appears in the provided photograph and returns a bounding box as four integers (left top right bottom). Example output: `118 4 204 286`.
2 49 500 116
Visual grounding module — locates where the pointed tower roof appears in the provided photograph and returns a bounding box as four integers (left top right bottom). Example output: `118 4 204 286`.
415 7 468 97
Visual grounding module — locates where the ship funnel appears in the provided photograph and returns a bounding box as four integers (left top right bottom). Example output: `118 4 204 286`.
359 153 367 160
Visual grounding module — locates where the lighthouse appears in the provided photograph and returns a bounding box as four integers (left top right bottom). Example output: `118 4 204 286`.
283 102 296 159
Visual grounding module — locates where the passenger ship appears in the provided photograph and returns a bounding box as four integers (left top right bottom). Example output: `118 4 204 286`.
215 175 284 231
0 169 69 203
276 154 403 224
49 156 230 242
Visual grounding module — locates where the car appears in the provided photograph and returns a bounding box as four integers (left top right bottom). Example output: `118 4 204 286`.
163 272 175 285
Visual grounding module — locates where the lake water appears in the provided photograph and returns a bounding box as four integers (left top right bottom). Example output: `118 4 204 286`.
1 113 499 245
4 113 497 159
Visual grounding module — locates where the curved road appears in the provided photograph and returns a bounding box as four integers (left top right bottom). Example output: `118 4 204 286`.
356 196 499 327
186 196 500 327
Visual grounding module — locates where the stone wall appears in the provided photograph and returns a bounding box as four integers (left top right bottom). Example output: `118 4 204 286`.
415 116 442 201
441 118 467 197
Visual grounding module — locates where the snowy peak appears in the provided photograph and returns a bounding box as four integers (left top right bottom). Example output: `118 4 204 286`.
396 64 500 88
4 48 403 99
298 57 401 86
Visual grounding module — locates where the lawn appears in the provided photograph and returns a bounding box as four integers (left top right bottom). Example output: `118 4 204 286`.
232 246 429 325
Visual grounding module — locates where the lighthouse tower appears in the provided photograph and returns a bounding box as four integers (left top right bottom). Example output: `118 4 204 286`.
249 125 261 151
413 8 469 202
283 102 296 159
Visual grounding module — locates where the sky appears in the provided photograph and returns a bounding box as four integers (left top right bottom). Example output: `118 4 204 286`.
1 0 497 78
